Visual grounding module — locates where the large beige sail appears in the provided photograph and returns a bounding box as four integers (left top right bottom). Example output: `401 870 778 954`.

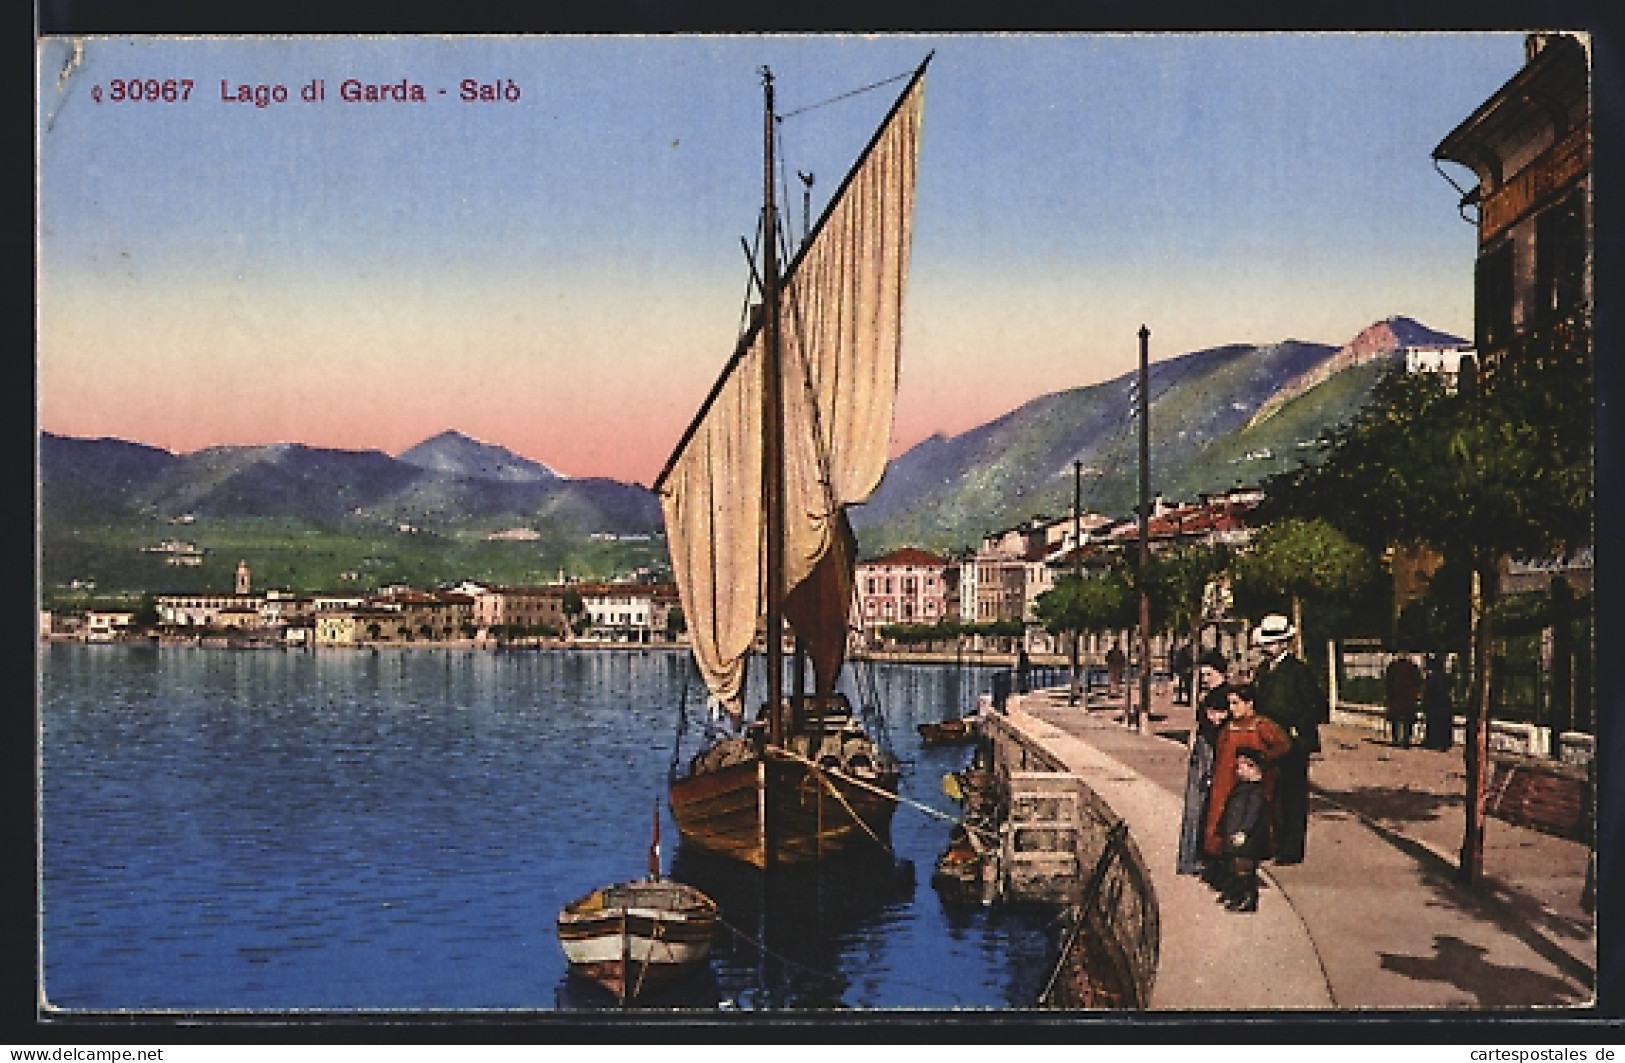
657 69 924 715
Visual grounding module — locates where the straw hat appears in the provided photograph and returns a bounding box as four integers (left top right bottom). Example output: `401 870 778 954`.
1251 614 1295 646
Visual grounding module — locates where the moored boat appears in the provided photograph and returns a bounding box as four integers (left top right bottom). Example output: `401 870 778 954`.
656 56 930 869
556 878 719 1002
556 800 718 1002
917 716 978 745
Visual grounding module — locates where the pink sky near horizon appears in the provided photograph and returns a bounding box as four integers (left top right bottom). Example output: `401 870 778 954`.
37 35 1501 484
36 250 1469 484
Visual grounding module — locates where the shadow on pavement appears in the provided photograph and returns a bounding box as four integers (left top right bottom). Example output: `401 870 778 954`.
1379 934 1589 1008
1316 783 1461 826
1310 793 1595 995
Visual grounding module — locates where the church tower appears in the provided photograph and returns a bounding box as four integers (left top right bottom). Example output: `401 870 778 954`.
236 559 251 596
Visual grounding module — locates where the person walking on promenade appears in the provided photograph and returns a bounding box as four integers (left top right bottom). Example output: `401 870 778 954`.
1218 747 1271 912
1172 642 1194 705
1203 681 1290 900
1250 614 1327 865
1420 651 1454 751
1176 684 1231 877
1106 641 1126 697
1384 653 1424 748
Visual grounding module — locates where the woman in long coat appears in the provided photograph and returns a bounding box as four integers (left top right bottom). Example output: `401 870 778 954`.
1176 665 1231 876
1203 682 1292 863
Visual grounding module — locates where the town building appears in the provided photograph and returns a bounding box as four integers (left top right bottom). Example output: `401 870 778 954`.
1404 343 1476 392
855 548 950 635
314 607 405 646
578 581 680 642
960 523 1047 625
1433 33 1590 391
155 591 267 630
84 610 136 642
473 585 568 637
1431 34 1592 598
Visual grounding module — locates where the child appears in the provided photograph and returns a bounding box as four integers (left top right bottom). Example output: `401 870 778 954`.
1201 681 1289 884
1219 746 1270 913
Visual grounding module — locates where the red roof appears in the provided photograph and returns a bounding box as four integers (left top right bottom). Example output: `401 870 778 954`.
863 547 948 569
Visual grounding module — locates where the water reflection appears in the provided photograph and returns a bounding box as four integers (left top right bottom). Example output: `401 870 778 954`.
42 644 1053 1012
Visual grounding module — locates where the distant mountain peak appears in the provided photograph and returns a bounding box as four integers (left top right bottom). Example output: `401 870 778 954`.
1245 316 1466 432
396 430 563 483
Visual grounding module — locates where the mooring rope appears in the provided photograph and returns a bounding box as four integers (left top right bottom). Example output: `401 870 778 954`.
767 745 968 829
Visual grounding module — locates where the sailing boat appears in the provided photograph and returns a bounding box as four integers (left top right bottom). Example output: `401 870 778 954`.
654 56 930 869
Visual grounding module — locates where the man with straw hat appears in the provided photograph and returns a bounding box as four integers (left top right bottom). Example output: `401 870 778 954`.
1250 613 1328 865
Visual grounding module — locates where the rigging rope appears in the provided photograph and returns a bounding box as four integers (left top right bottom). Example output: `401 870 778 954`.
776 69 912 121
669 666 691 781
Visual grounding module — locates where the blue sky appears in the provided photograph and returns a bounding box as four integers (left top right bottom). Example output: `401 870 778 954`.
37 33 1526 482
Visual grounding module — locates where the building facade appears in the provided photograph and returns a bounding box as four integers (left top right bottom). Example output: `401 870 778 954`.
473 585 568 636
1432 33 1590 393
855 548 950 634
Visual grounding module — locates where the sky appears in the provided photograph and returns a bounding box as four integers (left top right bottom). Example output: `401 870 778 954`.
36 33 1528 485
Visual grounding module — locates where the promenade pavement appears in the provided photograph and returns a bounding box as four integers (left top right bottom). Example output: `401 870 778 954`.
1004 680 1596 1012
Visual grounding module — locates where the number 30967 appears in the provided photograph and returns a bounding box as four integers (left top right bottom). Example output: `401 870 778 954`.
93 79 195 103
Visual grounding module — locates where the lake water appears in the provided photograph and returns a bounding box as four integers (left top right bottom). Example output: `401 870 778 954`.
38 643 1058 1013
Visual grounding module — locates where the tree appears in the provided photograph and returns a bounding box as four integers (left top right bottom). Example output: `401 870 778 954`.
562 590 585 641
1035 567 1134 693
665 606 686 641
1146 543 1232 699
132 596 160 629
1261 347 1592 882
1231 518 1375 660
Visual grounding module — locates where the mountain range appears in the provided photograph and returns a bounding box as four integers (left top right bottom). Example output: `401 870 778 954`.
40 431 657 535
39 315 1462 594
850 316 1465 552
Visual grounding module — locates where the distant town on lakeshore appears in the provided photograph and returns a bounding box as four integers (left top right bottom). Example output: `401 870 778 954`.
43 315 1520 653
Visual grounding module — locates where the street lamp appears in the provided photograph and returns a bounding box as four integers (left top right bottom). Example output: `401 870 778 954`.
1135 324 1150 733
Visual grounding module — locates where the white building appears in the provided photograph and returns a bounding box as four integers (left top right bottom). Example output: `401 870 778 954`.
1404 344 1475 392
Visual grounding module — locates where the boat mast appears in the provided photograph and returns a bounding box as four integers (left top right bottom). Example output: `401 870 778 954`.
761 65 785 869
761 66 786 752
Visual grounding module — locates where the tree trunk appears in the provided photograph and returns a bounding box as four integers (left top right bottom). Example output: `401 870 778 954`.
1069 628 1080 705
1290 595 1305 660
1459 554 1499 884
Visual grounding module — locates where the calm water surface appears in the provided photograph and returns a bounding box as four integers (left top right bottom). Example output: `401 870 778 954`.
40 644 1057 1012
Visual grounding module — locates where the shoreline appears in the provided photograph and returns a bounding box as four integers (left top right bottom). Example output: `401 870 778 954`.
44 633 1050 669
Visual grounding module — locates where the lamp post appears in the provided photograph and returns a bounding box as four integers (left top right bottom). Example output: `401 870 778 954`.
1134 325 1151 733
1071 459 1082 705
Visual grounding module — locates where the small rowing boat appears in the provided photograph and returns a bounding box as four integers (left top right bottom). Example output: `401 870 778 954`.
917 715 978 745
556 878 718 1002
556 800 718 1003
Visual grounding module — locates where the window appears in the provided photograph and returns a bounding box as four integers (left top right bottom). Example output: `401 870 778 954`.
1475 240 1515 351
1535 189 1586 322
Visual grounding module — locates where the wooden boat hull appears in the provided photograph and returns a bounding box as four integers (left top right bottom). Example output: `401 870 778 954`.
917 717 978 745
556 879 717 1000
670 747 899 869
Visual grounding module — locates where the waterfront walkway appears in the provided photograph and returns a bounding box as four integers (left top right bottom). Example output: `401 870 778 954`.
1002 682 1596 1011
